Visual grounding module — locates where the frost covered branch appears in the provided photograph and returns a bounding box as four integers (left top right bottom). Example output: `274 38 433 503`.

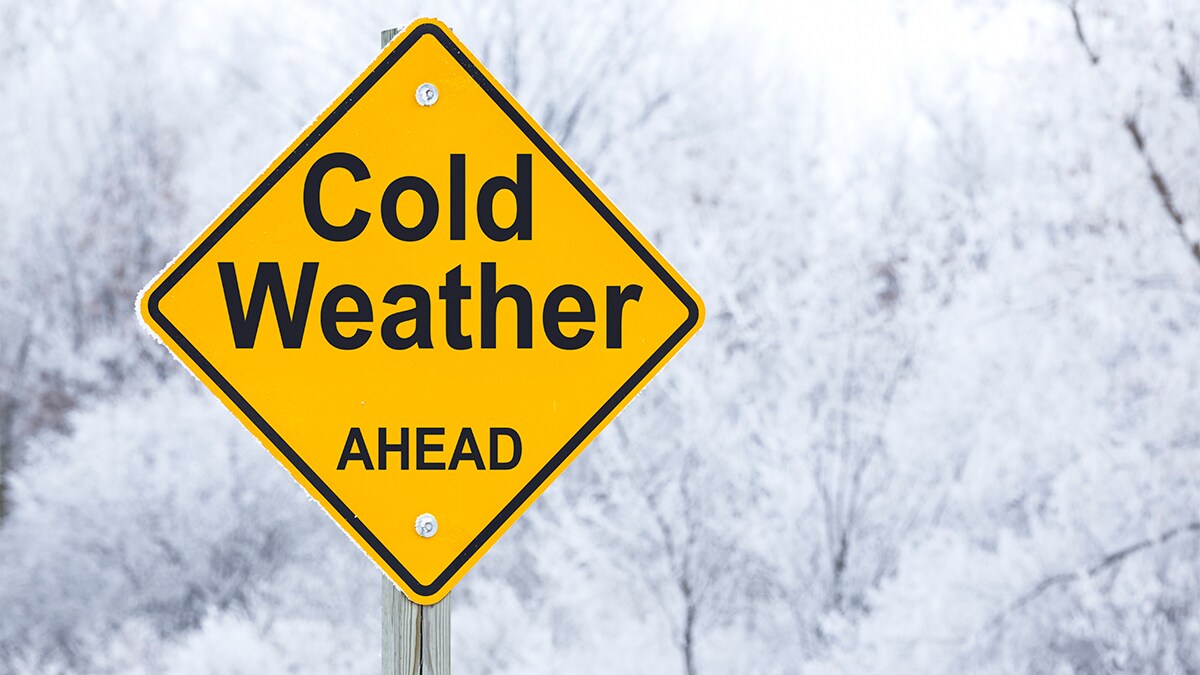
1065 2 1200 267
999 520 1200 620
1122 115 1200 263
1067 1 1099 65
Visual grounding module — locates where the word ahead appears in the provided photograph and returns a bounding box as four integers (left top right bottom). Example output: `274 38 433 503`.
218 153 643 351
338 426 521 472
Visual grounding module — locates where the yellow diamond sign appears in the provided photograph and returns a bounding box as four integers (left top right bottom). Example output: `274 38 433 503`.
139 18 703 604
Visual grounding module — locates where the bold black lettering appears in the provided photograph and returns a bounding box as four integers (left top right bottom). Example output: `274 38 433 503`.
381 176 438 241
381 285 432 349
439 266 473 350
477 154 531 241
449 428 486 470
543 285 595 349
378 427 409 470
337 427 373 470
416 427 445 470
605 285 642 348
489 428 521 470
219 261 318 349
450 154 466 240
304 152 370 242
320 284 372 350
481 262 532 349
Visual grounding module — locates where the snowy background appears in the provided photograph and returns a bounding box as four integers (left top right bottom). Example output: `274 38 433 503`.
4 1 1200 672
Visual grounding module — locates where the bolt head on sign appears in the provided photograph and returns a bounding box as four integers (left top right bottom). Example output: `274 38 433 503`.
139 18 703 604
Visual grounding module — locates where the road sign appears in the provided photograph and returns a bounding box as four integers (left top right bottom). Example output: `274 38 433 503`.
139 18 703 604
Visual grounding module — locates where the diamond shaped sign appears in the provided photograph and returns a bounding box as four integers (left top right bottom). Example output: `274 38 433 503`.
139 18 703 604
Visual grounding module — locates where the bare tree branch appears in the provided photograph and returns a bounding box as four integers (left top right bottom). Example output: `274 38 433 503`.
1068 1 1100 65
1123 115 1200 263
1065 3 1200 267
997 520 1200 622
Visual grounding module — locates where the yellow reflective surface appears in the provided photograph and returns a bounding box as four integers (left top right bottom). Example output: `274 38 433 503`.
140 18 702 604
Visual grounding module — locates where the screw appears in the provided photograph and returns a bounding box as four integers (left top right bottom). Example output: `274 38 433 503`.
415 513 438 538
416 83 439 107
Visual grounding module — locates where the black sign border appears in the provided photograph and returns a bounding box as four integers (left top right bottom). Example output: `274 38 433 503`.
147 21 700 598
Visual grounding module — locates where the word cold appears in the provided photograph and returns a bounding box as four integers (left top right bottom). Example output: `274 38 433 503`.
304 151 532 243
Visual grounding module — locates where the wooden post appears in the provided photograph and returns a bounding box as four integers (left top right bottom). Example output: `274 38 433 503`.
383 576 450 674
377 25 449 675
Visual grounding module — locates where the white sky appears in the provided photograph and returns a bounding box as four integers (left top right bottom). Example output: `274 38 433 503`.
687 0 1038 120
